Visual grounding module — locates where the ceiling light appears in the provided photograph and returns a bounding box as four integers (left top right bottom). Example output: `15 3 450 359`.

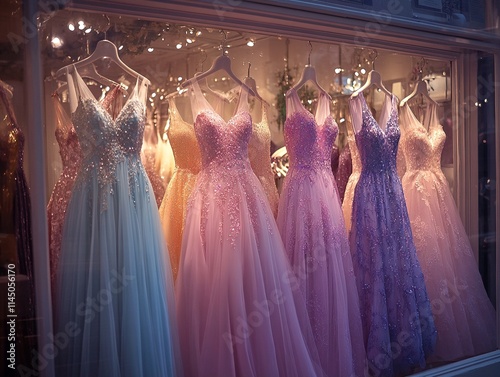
176 42 183 49
246 39 255 47
68 23 75 31
148 47 154 52
78 23 85 30
186 38 194 44
51 37 63 48
85 28 92 34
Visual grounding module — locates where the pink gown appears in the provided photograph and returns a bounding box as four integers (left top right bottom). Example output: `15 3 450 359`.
400 102 496 362
277 88 366 377
176 81 323 377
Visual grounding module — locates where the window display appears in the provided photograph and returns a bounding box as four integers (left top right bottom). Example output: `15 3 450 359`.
0 1 498 376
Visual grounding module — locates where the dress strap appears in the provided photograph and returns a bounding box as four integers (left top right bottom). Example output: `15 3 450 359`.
315 92 331 126
0 84 17 127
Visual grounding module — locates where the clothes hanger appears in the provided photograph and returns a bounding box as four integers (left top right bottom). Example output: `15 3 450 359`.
55 39 150 86
56 63 121 95
180 30 255 97
351 70 392 98
289 41 332 100
400 80 439 107
245 63 270 107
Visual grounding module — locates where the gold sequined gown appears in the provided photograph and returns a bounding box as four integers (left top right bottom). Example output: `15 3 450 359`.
159 98 201 281
248 104 279 217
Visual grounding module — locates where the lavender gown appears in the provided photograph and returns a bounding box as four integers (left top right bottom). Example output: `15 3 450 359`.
277 88 366 377
349 92 436 377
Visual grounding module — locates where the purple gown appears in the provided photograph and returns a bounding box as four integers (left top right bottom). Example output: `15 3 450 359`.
349 92 436 377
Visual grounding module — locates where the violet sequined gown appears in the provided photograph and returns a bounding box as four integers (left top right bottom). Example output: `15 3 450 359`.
55 67 181 377
277 88 366 377
349 92 436 377
176 81 323 377
400 102 496 362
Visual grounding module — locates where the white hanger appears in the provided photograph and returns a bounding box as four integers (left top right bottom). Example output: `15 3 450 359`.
289 41 331 100
56 63 120 95
400 80 438 107
55 39 150 86
351 70 392 98
180 54 255 97
245 63 270 107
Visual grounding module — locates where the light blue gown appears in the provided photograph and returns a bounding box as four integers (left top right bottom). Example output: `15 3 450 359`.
54 66 181 377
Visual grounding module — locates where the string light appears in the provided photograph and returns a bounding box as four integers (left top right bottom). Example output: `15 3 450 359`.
68 23 75 31
246 39 255 47
119 45 124 50
51 37 63 48
148 47 154 52
176 42 183 49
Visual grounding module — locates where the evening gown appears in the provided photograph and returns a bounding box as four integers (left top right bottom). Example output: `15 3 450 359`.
400 102 496 362
0 82 33 284
159 97 202 281
176 81 323 377
248 103 279 217
47 86 123 286
336 134 352 202
349 92 436 377
55 67 181 377
277 88 366 377
342 128 361 233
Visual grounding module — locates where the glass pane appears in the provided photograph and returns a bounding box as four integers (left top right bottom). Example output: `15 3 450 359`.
477 52 496 305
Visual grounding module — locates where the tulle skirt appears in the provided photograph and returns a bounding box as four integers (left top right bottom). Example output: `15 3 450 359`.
402 169 496 363
159 167 198 281
176 160 323 377
255 172 279 218
55 157 181 377
351 169 437 377
277 166 366 377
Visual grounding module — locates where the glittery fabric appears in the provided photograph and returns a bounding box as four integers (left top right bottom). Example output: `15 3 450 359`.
349 92 436 377
341 130 361 233
277 88 366 377
47 94 82 288
141 145 165 207
248 104 279 217
336 136 352 202
400 103 496 362
0 83 34 299
176 81 324 377
55 68 181 377
159 98 201 281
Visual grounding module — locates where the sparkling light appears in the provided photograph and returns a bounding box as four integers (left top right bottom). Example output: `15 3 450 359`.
176 43 183 49
51 37 63 48
68 23 75 31
148 47 154 52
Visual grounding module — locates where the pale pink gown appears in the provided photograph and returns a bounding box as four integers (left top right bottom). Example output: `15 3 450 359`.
400 102 496 363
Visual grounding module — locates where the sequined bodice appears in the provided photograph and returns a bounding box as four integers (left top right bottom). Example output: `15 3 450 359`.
248 107 272 177
168 102 201 173
354 94 399 174
72 99 122 168
115 98 146 156
400 105 445 172
195 110 252 169
55 127 82 171
285 110 338 170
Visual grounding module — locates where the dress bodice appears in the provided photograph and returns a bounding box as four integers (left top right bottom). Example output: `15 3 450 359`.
400 103 445 172
167 99 201 173
284 90 338 170
189 81 253 170
350 92 399 174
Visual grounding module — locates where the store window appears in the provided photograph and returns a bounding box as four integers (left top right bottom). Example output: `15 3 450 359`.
0 1 498 376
